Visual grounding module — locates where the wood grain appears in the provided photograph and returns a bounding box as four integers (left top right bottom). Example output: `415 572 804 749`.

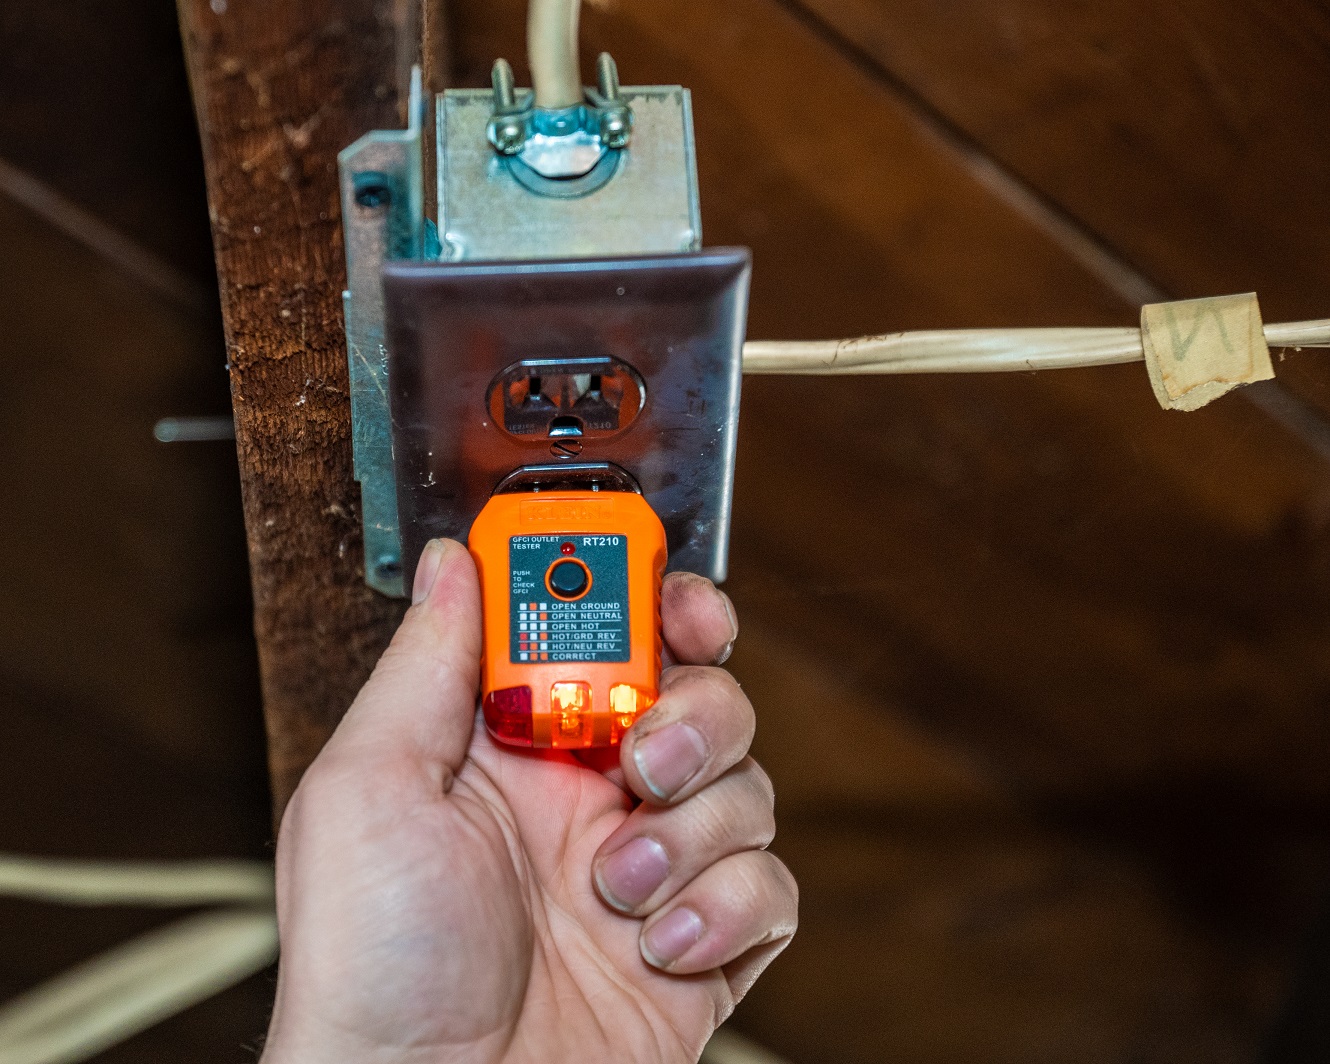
177 0 414 812
783 0 1330 320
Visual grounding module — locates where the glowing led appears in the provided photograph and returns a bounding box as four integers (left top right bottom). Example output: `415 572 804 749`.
609 684 656 744
550 682 592 748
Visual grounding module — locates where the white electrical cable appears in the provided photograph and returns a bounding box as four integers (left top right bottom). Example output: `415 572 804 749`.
0 853 792 1064
0 855 273 907
528 0 583 109
742 318 1330 375
0 855 276 1064
0 908 277 1064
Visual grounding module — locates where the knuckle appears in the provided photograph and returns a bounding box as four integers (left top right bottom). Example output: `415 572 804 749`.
734 763 777 847
753 803 777 850
729 853 775 913
669 767 775 856
772 855 800 914
656 666 747 724
655 663 704 699
744 851 798 918
746 759 776 807
693 669 753 731
661 663 713 691
383 610 430 659
687 791 734 852
703 664 744 695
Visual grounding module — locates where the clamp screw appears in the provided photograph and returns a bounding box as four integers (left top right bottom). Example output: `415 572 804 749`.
487 58 527 155
490 117 526 155
595 52 633 149
596 52 621 100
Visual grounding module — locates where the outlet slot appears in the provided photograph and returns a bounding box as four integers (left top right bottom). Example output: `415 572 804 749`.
488 357 645 439
548 415 584 438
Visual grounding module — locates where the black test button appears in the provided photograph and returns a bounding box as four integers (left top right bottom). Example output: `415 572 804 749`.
548 560 589 598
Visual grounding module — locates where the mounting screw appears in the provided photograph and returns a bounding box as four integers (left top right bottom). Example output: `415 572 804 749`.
595 52 633 149
487 58 527 155
353 171 392 208
374 554 402 581
550 438 584 459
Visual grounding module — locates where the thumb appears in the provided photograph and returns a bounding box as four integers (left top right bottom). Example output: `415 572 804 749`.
325 539 484 778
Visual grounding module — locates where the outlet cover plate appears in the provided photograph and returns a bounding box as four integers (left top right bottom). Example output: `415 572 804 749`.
382 249 751 591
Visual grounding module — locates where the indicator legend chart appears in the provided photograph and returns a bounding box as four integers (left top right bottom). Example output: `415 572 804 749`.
509 534 631 663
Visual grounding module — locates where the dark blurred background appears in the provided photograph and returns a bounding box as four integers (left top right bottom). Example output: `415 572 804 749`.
0 0 273 1057
4 1 1330 1061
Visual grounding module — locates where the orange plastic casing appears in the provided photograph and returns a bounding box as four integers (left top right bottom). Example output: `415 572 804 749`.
467 489 667 749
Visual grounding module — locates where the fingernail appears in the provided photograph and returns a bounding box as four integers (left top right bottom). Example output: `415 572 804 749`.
715 590 738 665
633 722 708 800
595 836 669 912
642 907 704 969
412 540 447 605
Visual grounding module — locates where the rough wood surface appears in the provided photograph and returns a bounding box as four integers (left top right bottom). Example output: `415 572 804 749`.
177 0 414 813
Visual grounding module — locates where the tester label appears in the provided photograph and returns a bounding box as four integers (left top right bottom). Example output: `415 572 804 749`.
508 534 630 664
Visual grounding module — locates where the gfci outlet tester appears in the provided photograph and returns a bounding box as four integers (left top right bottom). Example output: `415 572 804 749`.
469 487 667 748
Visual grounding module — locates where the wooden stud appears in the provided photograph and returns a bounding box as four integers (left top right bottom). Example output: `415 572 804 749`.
177 0 418 815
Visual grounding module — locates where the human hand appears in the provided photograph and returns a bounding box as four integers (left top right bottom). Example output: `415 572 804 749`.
261 539 796 1064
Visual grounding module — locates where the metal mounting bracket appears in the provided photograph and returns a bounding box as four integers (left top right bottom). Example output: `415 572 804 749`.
338 69 426 597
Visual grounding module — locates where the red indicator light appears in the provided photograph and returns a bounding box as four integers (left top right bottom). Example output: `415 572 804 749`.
560 541 576 554
483 686 533 746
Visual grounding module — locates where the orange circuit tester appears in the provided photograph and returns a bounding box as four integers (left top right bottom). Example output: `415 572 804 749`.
469 488 667 748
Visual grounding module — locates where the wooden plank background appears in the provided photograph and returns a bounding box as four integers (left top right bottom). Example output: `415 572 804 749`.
4 0 1324 1059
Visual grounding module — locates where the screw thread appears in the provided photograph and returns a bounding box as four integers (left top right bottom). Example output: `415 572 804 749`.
596 52 620 101
492 58 516 110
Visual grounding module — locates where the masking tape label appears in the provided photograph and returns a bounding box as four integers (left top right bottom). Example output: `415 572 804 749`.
1141 293 1273 412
